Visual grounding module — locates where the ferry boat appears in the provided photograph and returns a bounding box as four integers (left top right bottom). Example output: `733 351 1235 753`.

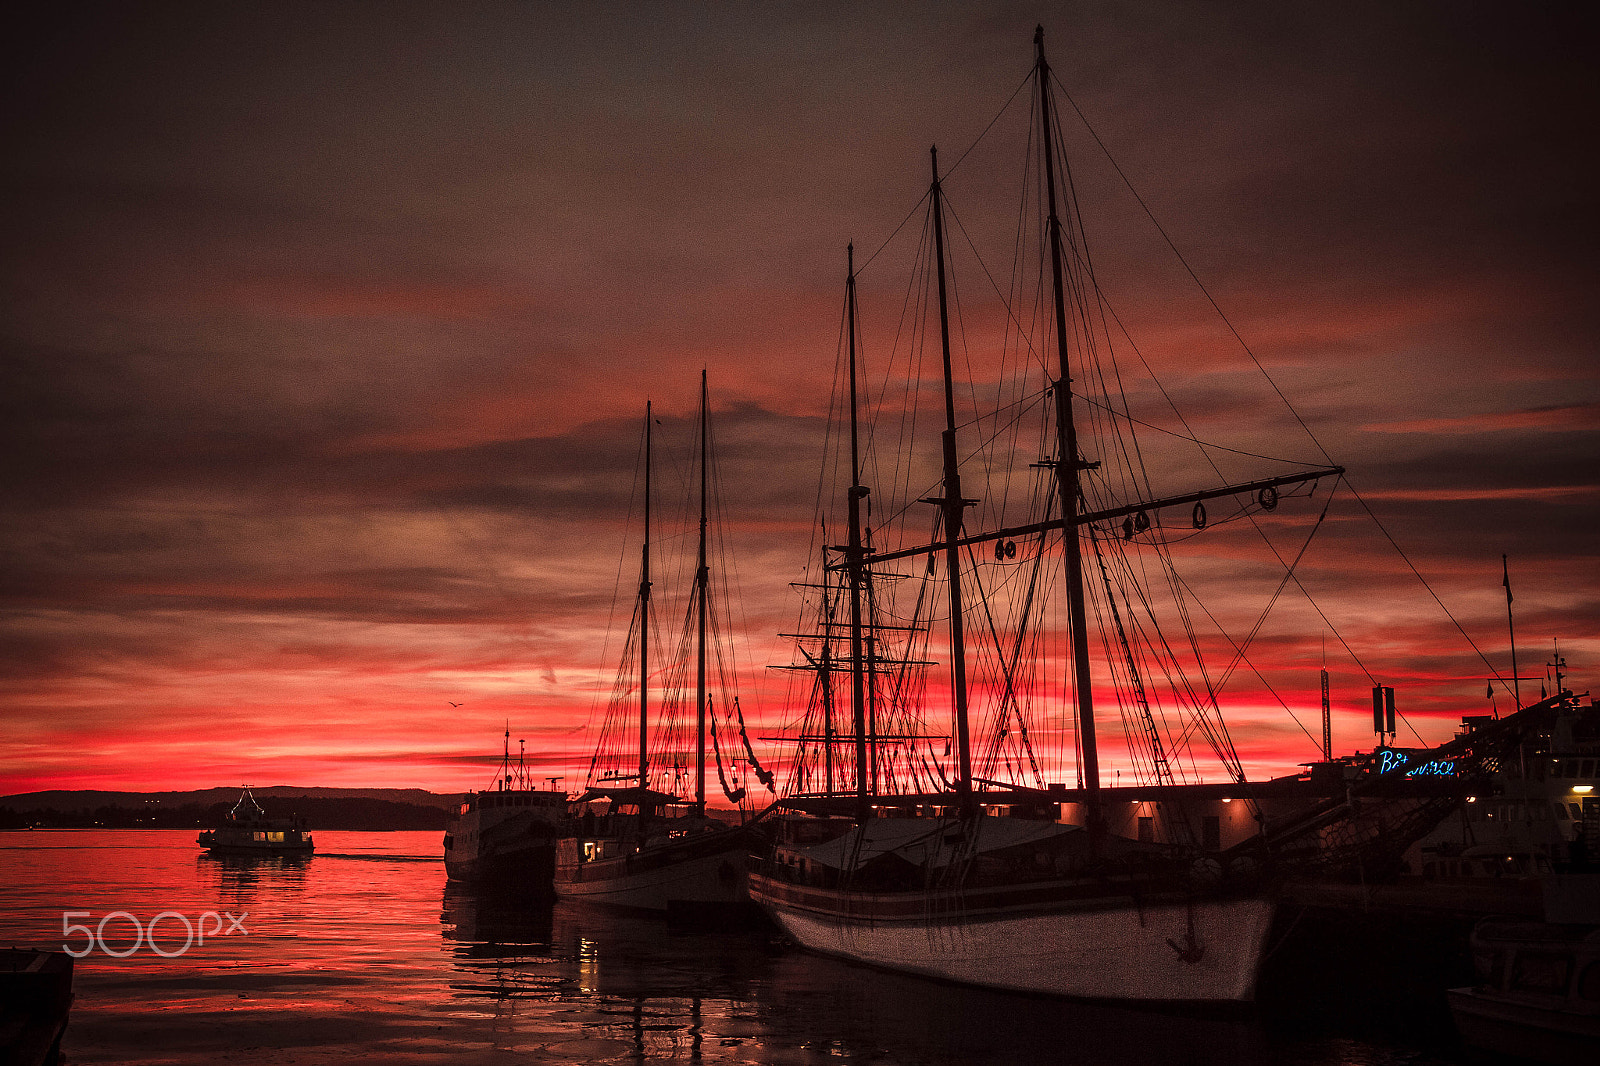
197 787 314 855
443 728 566 887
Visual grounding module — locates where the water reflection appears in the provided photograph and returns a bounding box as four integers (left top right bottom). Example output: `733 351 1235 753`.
0 833 1474 1065
440 884 553 952
433 891 1275 1066
194 851 308 908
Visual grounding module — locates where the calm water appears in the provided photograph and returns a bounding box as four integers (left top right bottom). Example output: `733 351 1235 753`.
0 830 1485 1064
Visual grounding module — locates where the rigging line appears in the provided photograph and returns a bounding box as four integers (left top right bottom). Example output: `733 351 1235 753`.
1215 493 1332 691
942 199 1049 374
870 207 936 546
1343 482 1516 699
1074 246 1381 723
862 387 1049 546
1054 72 1502 703
1078 391 1322 467
857 188 931 275
940 206 992 491
1051 72 1331 466
944 69 1034 181
855 68 1034 277
963 540 1045 787
797 287 853 658
1165 565 1359 754
583 419 653 742
1088 525 1174 786
1125 529 1239 782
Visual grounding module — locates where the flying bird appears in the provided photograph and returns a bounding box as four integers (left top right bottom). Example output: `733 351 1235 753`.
448 701 462 708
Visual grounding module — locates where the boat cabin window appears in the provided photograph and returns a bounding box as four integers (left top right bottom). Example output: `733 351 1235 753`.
1509 952 1570 995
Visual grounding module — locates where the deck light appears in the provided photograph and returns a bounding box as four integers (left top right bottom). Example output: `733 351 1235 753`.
1573 785 1594 794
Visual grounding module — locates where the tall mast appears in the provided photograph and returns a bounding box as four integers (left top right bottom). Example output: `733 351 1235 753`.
1503 554 1520 708
930 146 975 813
845 243 872 821
1035 26 1101 821
697 371 709 810
639 402 652 789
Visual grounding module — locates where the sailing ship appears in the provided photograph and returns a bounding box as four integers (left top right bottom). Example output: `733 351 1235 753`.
197 787 314 855
443 728 566 887
748 27 1552 1004
555 373 773 914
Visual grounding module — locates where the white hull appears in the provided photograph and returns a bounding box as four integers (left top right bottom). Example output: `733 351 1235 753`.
555 844 747 912
755 883 1274 1003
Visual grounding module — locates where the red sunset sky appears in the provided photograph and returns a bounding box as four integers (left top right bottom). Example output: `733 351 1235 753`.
2 2 1595 800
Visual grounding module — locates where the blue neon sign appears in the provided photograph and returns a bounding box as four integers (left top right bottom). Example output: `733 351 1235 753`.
1376 748 1458 778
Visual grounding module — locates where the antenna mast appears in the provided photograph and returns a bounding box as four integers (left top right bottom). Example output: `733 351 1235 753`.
1503 554 1520 708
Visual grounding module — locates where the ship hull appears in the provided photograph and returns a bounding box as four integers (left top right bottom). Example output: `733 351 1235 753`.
750 874 1274 1004
443 792 565 888
444 841 556 887
1448 986 1600 1062
555 835 749 912
200 841 314 856
197 829 313 856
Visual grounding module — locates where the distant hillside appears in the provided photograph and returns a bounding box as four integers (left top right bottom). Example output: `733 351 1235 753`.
1 786 464 812
0 787 468 831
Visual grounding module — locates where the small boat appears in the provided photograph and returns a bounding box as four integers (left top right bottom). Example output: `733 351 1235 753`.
0 949 73 1066
197 787 314 855
444 728 566 887
555 373 772 915
1447 918 1600 1062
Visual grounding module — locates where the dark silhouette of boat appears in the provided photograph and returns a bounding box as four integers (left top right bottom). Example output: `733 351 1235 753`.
444 728 565 888
196 787 313 855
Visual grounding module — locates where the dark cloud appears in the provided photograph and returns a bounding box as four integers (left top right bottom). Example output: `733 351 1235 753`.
1 2 1594 793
